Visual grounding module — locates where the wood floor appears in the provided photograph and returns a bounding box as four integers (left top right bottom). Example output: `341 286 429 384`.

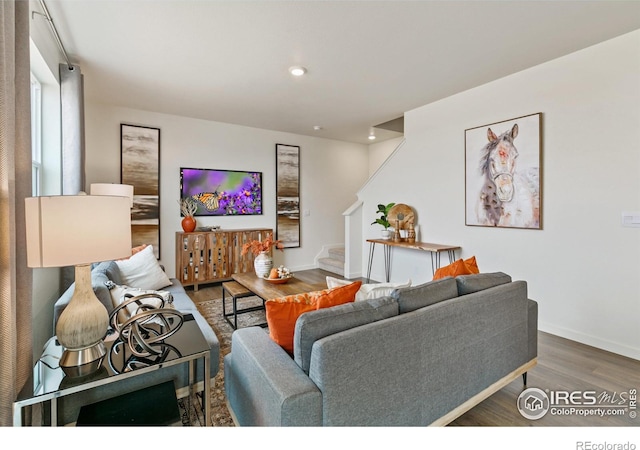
451 332 640 426
192 268 640 427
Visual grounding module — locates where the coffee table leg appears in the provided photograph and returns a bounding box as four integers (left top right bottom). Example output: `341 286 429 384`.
222 283 239 330
233 295 238 329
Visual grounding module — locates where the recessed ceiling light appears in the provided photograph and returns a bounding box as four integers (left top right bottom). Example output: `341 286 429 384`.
313 126 323 131
368 129 376 140
289 66 307 77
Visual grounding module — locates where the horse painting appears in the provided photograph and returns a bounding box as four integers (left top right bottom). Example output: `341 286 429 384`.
474 123 540 228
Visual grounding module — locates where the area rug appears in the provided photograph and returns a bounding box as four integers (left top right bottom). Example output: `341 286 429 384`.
179 295 267 426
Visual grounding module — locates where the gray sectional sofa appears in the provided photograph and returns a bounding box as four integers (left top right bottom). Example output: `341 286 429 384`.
224 272 538 426
50 260 220 425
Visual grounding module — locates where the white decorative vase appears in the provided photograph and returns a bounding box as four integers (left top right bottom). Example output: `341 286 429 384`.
254 251 273 278
380 229 391 240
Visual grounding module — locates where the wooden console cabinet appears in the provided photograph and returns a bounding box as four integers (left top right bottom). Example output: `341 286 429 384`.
175 228 272 290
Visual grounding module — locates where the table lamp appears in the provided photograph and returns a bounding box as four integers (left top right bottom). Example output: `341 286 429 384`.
25 194 132 377
90 183 134 207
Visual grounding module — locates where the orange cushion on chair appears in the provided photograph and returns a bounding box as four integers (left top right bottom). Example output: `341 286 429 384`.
433 257 480 280
265 281 362 354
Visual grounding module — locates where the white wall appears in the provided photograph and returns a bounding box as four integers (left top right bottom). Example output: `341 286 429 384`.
359 30 640 360
368 136 404 177
28 0 62 84
84 104 370 277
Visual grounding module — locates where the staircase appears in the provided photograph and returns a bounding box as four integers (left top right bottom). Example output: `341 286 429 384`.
318 246 345 276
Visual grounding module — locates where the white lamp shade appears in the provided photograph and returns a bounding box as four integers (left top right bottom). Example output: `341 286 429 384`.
25 195 132 268
90 183 134 207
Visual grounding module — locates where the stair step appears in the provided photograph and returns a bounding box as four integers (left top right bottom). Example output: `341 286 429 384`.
328 247 345 261
318 257 344 276
318 257 344 269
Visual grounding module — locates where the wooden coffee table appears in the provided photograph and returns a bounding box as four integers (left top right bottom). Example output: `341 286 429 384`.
232 272 326 301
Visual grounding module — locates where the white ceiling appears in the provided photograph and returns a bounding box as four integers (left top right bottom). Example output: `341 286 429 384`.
41 0 640 145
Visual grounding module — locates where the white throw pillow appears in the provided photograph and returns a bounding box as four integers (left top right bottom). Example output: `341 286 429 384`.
326 276 411 301
115 244 172 290
326 276 353 289
355 279 412 301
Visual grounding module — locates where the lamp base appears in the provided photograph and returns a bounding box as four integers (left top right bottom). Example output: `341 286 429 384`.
59 341 106 378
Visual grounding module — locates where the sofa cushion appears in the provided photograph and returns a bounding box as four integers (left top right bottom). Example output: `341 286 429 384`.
326 276 411 301
266 281 361 354
115 244 171 290
455 272 512 296
432 256 479 280
294 296 399 374
391 277 458 313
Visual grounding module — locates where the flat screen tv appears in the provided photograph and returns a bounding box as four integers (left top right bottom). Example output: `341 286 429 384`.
180 167 262 216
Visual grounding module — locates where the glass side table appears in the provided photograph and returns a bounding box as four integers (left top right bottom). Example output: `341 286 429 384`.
13 314 211 426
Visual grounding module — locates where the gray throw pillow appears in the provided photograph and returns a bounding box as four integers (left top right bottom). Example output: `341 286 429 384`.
91 270 115 315
294 296 399 374
455 272 512 296
103 261 123 285
391 277 458 313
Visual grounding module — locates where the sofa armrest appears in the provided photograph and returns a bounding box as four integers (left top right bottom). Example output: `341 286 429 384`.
224 327 322 426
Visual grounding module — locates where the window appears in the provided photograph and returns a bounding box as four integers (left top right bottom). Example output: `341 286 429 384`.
30 72 42 196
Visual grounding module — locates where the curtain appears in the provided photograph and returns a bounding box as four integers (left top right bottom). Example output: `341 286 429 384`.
60 63 84 195
60 63 85 291
0 0 34 426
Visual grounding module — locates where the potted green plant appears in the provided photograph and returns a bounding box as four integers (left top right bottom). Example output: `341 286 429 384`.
371 202 395 239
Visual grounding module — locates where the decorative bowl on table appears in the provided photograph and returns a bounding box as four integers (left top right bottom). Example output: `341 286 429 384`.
264 266 293 283
263 274 294 284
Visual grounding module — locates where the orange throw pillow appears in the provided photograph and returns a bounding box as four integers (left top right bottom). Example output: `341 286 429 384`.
117 244 149 261
433 257 480 280
464 256 480 274
265 281 362 354
316 281 362 309
266 292 318 354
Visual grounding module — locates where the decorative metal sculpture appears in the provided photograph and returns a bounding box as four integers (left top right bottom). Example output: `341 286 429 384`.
108 293 184 373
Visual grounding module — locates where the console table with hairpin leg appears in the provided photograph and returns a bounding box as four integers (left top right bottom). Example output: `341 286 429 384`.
366 239 461 282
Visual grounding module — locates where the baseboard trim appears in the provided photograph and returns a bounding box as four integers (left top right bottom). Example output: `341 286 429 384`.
539 322 640 361
429 358 538 426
